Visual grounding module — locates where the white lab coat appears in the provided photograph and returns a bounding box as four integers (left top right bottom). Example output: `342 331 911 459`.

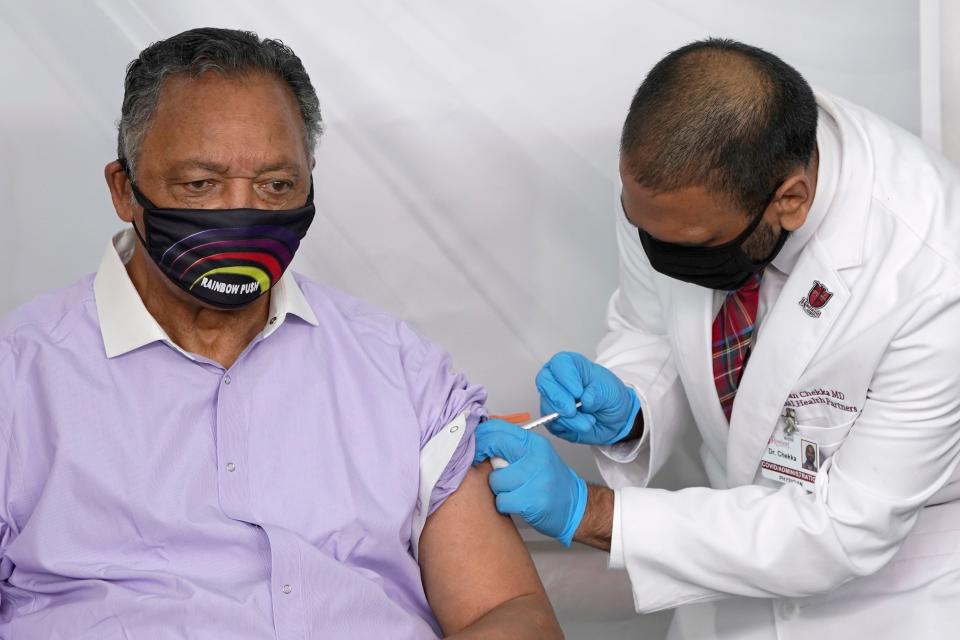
594 91 960 639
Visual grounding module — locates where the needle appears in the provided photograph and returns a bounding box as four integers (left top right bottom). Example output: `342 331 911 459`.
490 402 585 469
518 401 583 430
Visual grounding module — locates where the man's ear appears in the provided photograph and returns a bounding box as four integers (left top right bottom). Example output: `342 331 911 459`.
105 160 136 223
772 170 814 233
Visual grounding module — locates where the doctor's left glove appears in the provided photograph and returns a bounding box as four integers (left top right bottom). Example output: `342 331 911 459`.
536 351 641 446
473 419 587 547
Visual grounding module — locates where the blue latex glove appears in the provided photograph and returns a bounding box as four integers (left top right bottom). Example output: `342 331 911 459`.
536 351 641 445
474 419 587 547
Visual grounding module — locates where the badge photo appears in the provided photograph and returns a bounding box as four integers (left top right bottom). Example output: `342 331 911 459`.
801 439 819 472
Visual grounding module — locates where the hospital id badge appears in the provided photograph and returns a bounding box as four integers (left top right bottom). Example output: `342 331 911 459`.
760 408 819 492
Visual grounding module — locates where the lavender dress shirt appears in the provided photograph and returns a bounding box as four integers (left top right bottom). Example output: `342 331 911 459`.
0 230 486 639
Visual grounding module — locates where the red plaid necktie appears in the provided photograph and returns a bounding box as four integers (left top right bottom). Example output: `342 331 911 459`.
712 273 762 421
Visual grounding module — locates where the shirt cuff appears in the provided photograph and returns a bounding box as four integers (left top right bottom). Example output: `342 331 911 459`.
608 489 626 570
597 389 650 464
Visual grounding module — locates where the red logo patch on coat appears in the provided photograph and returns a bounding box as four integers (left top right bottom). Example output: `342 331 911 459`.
807 281 833 309
799 280 833 318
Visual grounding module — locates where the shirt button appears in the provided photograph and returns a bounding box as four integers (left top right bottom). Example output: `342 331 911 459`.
778 600 799 619
281 584 293 594
226 462 236 472
223 374 232 385
269 316 278 325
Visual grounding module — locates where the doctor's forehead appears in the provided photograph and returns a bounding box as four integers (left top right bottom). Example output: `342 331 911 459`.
619 173 742 247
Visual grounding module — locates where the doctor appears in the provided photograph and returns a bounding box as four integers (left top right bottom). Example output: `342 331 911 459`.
475 39 960 638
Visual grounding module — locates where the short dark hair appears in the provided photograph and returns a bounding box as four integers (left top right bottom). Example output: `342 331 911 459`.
620 38 818 216
117 27 323 179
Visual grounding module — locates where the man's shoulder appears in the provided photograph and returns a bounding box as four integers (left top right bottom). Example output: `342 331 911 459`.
0 274 98 349
291 273 417 347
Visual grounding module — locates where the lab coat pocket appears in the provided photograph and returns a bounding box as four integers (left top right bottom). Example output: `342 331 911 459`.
794 417 856 459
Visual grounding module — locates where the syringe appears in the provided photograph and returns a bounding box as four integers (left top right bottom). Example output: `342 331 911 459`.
490 402 583 469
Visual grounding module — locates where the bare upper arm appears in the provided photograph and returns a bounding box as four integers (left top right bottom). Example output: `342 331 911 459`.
418 461 555 635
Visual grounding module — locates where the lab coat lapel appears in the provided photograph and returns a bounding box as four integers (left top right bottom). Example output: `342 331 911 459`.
669 280 731 458
725 236 851 487
723 91 875 487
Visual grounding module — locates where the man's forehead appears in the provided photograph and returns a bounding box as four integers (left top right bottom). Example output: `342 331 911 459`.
137 71 309 175
153 71 300 120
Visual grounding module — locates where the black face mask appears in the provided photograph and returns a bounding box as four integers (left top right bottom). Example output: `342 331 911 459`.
121 161 315 309
635 197 788 291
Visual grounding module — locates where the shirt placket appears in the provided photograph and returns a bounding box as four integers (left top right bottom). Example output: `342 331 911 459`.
214 349 306 640
264 524 308 639
215 366 252 521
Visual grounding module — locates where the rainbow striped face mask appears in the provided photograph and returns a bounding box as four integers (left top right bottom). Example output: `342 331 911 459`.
126 173 315 310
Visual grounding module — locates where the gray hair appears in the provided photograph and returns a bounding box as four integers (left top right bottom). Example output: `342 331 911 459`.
118 27 323 180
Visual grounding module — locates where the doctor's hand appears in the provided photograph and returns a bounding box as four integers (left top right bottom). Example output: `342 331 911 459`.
473 419 587 547
536 352 641 446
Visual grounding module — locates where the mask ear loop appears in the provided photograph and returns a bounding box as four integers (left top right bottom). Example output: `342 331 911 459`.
739 181 790 267
303 177 315 207
117 158 159 208
117 158 153 251
726 180 785 248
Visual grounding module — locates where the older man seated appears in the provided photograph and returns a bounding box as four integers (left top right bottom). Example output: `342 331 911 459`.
0 28 561 639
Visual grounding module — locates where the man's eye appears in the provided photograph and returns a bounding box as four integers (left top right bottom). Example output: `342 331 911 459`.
185 180 212 191
265 180 293 194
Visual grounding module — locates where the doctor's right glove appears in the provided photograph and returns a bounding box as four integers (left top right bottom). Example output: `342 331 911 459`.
536 351 641 445
474 419 587 547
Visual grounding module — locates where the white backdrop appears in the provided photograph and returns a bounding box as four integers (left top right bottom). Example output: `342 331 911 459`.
944 0 960 163
0 2 927 637
0 0 922 485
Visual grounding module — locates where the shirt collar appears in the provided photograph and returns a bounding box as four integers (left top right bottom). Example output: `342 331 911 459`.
264 257 320 337
770 106 842 275
94 229 318 358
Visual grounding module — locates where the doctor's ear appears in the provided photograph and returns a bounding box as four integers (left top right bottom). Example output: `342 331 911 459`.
771 170 815 233
104 160 137 223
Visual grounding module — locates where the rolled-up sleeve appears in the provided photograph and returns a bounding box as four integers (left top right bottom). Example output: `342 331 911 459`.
399 322 488 517
0 339 18 611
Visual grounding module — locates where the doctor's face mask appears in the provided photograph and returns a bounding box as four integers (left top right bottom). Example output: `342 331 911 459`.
634 188 788 291
122 162 315 310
